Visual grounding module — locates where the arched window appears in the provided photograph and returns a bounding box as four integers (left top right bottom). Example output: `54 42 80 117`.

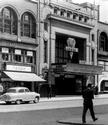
99 32 108 52
21 12 36 38
0 7 17 35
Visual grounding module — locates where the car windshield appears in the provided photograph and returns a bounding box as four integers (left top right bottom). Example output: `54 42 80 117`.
7 89 16 93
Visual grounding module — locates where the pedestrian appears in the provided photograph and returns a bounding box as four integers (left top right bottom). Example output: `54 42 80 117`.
82 83 98 124
47 84 52 99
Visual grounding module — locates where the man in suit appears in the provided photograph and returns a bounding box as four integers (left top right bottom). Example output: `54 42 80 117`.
82 83 98 124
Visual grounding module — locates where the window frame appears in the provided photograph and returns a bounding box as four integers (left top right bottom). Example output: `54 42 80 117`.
21 12 36 38
0 7 17 35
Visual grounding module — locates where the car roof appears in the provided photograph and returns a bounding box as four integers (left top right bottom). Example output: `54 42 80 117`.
8 87 28 90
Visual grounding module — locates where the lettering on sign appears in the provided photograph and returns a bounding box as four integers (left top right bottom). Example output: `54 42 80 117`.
65 38 78 59
6 65 31 72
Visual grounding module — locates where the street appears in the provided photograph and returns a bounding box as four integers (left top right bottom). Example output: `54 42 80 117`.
0 97 107 124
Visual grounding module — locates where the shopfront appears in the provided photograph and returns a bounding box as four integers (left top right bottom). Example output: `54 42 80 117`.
51 63 102 95
1 64 45 93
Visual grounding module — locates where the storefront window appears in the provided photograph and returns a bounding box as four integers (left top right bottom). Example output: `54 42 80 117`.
2 48 10 61
101 80 108 92
25 51 33 64
13 49 22 62
14 55 21 62
26 56 33 63
2 53 9 61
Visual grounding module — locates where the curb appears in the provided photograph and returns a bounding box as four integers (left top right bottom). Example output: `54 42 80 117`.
0 94 108 104
40 94 108 102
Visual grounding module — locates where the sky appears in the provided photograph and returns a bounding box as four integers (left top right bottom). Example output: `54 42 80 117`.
72 0 108 22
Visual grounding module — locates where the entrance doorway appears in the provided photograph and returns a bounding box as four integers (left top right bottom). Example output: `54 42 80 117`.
55 75 85 95
55 77 75 95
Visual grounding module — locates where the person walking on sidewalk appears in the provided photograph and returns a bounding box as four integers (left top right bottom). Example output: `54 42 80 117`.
82 83 98 124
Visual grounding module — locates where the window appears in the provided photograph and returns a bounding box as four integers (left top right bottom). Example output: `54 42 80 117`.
105 62 108 71
55 35 70 63
60 10 65 16
21 12 36 38
0 7 17 34
67 12 71 18
99 32 108 52
54 8 58 15
19 89 24 93
84 17 88 23
92 34 95 41
2 53 9 61
26 56 33 63
7 89 16 93
73 13 77 19
79 15 83 21
44 40 48 63
14 55 21 62
13 49 22 62
25 89 29 92
91 49 94 64
44 22 48 31
25 51 33 64
2 47 9 61
55 34 85 64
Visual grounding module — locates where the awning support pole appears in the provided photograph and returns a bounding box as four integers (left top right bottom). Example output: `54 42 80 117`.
32 82 34 92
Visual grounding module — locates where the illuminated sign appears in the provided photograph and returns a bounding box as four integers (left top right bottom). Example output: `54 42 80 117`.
65 38 78 59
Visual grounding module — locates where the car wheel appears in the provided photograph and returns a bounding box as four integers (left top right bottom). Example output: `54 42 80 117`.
34 97 39 103
6 101 11 105
16 100 21 105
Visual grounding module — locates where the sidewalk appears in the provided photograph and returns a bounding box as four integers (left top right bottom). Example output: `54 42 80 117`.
57 114 108 125
0 93 108 104
40 94 108 102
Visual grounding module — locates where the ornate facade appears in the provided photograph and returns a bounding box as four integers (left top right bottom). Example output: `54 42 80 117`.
0 0 106 96
0 0 45 93
39 0 102 96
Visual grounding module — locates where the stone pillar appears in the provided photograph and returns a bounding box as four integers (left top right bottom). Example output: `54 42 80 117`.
17 20 21 42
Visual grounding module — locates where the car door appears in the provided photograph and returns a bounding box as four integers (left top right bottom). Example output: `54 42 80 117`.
25 88 32 101
18 89 25 101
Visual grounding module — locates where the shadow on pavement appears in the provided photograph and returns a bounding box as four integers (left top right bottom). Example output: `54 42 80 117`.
57 120 104 125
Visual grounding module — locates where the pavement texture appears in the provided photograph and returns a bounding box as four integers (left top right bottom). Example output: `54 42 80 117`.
40 94 108 125
57 115 107 125
0 94 108 125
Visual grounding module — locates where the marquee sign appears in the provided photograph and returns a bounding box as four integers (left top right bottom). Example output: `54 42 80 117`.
65 38 78 59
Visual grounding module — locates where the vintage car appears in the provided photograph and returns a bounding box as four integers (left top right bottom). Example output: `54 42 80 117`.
0 87 40 104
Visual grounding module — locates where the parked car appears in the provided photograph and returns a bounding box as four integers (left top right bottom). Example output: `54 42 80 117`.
0 87 40 104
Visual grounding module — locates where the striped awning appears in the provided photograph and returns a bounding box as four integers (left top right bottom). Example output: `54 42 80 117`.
3 71 46 82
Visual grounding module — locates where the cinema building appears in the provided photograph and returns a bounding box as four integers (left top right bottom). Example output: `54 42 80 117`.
0 0 103 96
39 0 102 96
0 0 45 93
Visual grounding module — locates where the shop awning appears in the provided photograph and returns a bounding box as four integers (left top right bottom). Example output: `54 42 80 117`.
3 71 46 82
